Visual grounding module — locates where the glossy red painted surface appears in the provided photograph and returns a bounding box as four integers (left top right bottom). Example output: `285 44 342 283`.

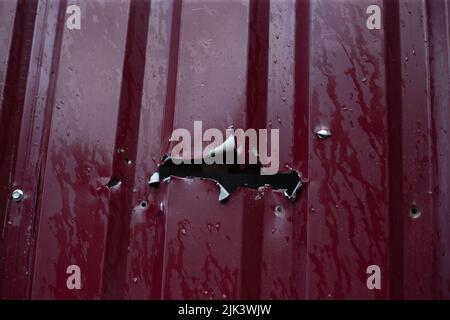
0 0 449 299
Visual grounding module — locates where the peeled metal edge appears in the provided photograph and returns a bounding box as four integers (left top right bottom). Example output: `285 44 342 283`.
154 153 303 201
151 173 230 202
217 183 230 202
206 134 235 159
284 180 302 200
316 128 332 140
148 172 160 187
150 173 299 201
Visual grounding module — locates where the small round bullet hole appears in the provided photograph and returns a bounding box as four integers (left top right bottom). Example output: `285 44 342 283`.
140 201 148 208
409 205 421 219
274 205 285 217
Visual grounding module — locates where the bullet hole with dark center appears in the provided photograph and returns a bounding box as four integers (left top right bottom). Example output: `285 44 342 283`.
140 201 148 208
409 205 421 218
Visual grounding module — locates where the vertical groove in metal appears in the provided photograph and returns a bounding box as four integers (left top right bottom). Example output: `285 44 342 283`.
101 0 151 299
159 0 183 299
161 0 182 157
0 0 39 299
384 0 403 300
28 0 68 298
427 0 450 299
239 0 270 300
245 0 269 131
295 0 310 300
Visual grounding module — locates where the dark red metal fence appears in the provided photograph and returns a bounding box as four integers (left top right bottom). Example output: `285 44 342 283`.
0 0 449 299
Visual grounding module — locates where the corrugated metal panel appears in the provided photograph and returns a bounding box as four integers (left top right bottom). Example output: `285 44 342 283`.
0 0 449 299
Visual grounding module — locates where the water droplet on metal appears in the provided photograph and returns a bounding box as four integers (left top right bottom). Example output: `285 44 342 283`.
255 188 264 200
207 223 220 233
